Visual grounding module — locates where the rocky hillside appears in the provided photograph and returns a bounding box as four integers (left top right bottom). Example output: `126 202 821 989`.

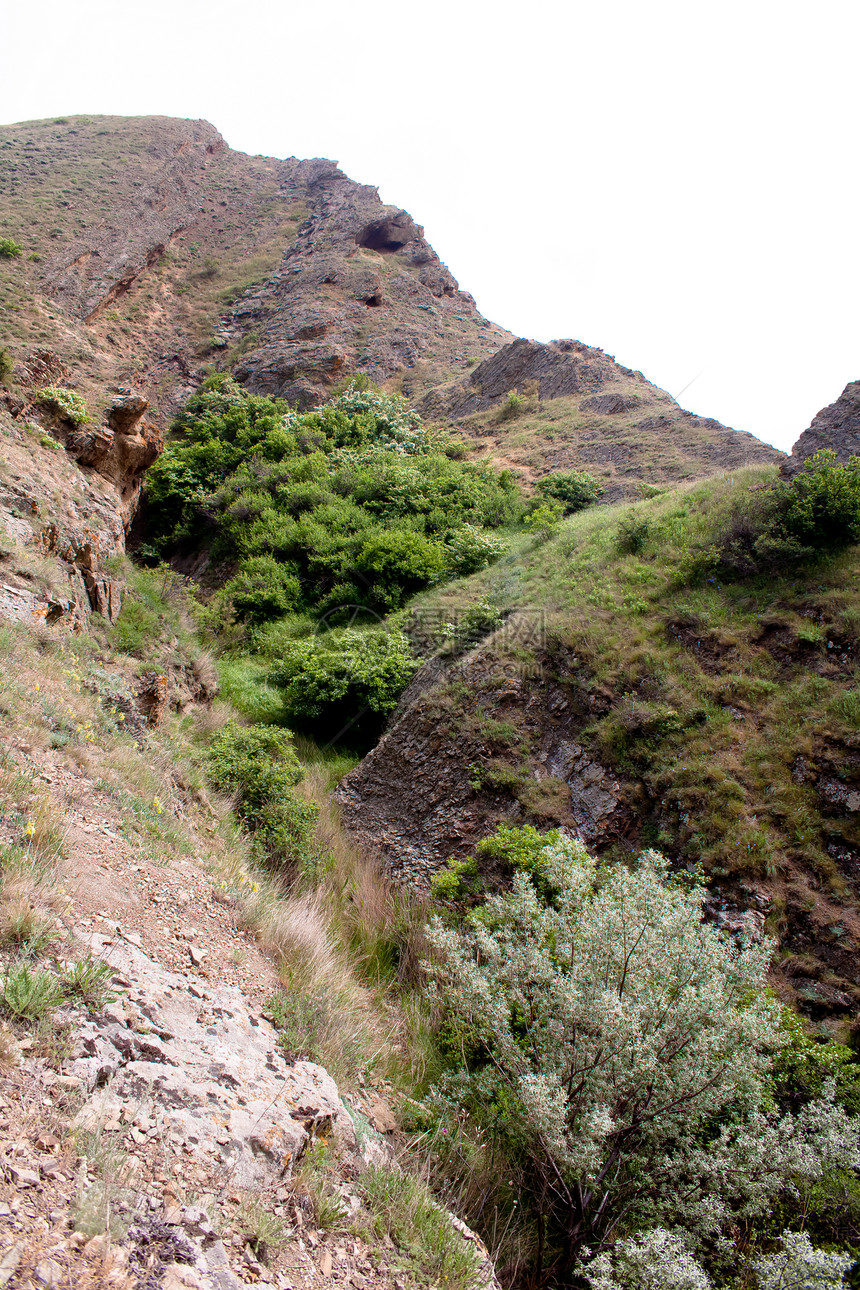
338 467 860 1030
783 378 860 476
0 115 509 423
1 114 780 494
419 337 783 498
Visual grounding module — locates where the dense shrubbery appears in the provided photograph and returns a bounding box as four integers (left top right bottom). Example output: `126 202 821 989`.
0 238 23 259
145 376 520 618
705 451 860 577
536 468 604 514
425 830 860 1287
205 722 318 870
269 626 418 738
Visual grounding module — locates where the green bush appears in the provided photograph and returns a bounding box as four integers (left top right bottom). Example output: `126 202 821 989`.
206 723 318 870
499 391 524 421
703 452 860 580
223 555 301 624
523 498 564 539
777 449 860 549
33 386 89 426
536 468 604 514
617 512 656 554
0 238 23 260
355 530 447 609
0 348 13 383
427 836 860 1285
444 525 507 575
270 627 418 733
143 376 522 618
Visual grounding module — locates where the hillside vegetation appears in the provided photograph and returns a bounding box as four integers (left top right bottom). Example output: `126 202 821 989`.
98 374 860 1285
3 111 860 1290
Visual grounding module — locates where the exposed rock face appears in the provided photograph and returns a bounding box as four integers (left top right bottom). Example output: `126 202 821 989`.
336 637 632 887
225 159 510 407
782 379 860 476
417 338 783 497
0 116 509 422
71 933 356 1189
418 338 625 418
60 393 164 524
0 407 131 628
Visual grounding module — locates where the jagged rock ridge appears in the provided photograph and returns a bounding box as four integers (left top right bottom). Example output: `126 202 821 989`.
783 379 860 476
420 338 783 497
0 115 509 421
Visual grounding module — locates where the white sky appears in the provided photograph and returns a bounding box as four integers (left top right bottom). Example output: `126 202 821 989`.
2 0 859 452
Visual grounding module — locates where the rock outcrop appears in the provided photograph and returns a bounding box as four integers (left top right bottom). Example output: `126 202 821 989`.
58 393 164 525
418 338 783 498
222 158 510 407
782 379 860 476
0 116 509 423
71 934 357 1190
336 632 632 887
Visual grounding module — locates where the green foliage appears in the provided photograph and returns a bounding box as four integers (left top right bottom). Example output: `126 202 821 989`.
777 450 860 549
144 376 521 620
445 525 507 576
270 627 418 732
205 722 318 870
617 511 656 554
357 1164 481 1290
356 529 447 610
59 954 117 1012
430 856 479 902
1 960 64 1020
0 348 13 383
475 822 560 883
427 833 860 1284
499 391 524 421
109 563 195 658
706 451 860 578
537 468 604 514
0 238 22 259
223 555 301 623
265 988 332 1063
440 601 504 656
237 1195 290 1264
524 497 565 538
33 385 89 426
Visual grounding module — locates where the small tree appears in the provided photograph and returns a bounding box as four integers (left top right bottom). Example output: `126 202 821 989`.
270 626 418 726
426 840 859 1283
537 469 604 514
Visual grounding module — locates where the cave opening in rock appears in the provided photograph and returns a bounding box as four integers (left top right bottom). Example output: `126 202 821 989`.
364 293 382 308
356 219 411 253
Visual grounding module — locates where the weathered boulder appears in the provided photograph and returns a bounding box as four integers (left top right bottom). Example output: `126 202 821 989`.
71 931 357 1189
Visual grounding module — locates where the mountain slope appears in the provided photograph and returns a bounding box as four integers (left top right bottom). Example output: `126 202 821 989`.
0 114 509 422
1 114 780 493
420 337 783 497
338 471 860 1027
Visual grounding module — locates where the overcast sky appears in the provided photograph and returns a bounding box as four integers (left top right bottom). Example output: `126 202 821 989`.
2 0 858 452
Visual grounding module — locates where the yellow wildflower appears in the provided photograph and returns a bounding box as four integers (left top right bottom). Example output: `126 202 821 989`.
23 821 35 838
